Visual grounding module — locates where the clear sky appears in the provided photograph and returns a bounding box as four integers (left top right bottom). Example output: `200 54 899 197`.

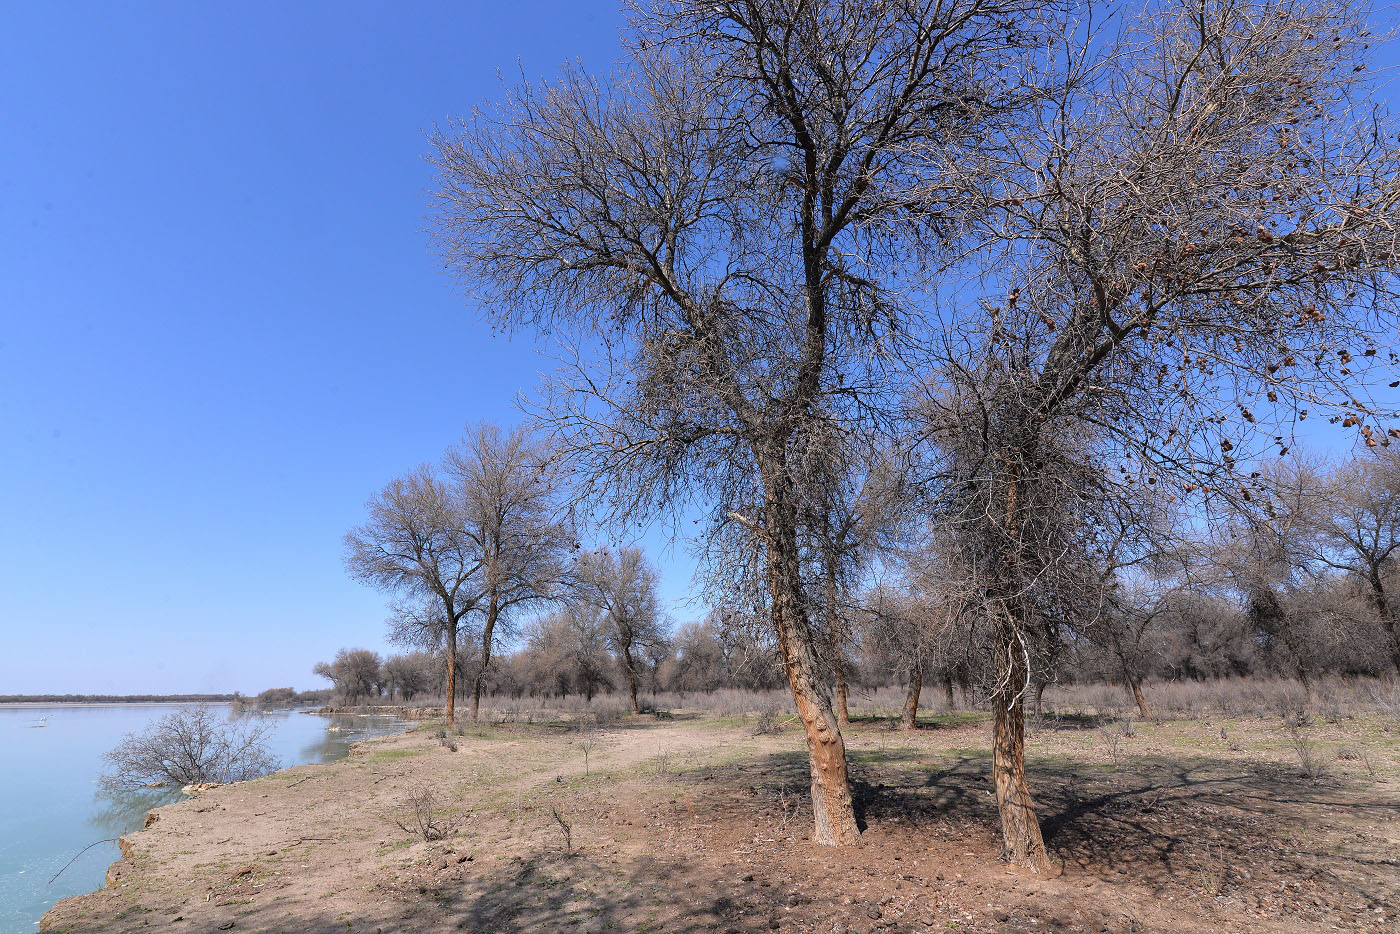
0 1 707 694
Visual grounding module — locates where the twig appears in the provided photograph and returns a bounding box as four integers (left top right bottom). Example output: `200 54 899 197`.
48 838 119 886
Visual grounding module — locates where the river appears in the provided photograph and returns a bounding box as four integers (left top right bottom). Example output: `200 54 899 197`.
0 703 408 929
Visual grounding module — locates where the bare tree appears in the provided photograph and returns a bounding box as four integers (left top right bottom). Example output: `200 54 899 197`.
1209 459 1331 694
919 0 1400 869
526 605 616 701
382 651 438 701
574 546 670 713
344 467 480 725
429 0 1038 845
100 706 278 790
1311 448 1400 671
446 423 572 722
312 647 384 704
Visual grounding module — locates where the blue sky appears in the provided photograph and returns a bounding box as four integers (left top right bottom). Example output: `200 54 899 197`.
0 1 706 694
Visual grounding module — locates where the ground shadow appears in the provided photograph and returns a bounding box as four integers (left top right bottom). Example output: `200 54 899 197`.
677 741 1400 907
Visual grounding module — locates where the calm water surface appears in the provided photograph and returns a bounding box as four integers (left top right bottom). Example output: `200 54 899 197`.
0 704 407 929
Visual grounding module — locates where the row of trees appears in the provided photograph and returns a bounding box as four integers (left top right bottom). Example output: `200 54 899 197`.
339 0 1400 871
342 426 677 719
314 610 790 705
327 440 1400 712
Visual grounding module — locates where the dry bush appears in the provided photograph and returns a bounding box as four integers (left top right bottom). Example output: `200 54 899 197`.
752 707 783 736
1101 721 1130 769
393 788 461 842
1287 724 1330 783
100 706 278 791
1044 677 1395 722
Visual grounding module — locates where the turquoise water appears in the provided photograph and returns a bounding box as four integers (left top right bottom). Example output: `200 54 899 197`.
0 704 407 930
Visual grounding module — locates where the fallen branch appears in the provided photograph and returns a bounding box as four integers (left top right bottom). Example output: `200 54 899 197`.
48 838 119 886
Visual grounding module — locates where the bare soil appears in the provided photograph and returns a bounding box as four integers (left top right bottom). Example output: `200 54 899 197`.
40 710 1400 933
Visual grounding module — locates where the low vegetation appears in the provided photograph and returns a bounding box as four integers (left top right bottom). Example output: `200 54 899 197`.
98 706 280 790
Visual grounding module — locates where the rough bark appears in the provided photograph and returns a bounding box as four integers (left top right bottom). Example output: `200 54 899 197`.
1129 678 1151 720
943 676 956 710
989 474 1054 872
764 473 860 847
901 667 922 730
443 622 457 727
992 619 1054 871
825 564 850 727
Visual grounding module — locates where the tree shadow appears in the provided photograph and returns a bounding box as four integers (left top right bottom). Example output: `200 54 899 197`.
678 744 1400 903
1029 712 1121 730
267 850 802 933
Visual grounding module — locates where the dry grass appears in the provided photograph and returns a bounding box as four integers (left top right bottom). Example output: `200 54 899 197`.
425 675 1400 728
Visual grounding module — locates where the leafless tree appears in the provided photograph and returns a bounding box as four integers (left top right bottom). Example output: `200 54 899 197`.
312 647 384 704
446 423 572 721
1311 448 1400 671
382 651 438 701
100 706 278 790
525 605 616 701
429 0 1040 845
344 466 480 724
574 546 671 713
431 0 1047 845
862 566 970 730
917 0 1400 869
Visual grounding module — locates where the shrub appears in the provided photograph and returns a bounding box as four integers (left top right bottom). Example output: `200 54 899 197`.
100 706 278 790
393 788 460 842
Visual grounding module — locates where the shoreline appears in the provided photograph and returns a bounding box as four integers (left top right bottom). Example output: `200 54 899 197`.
37 713 1400 933
40 720 419 933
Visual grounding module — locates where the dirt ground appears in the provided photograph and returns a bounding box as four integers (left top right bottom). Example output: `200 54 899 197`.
41 709 1400 933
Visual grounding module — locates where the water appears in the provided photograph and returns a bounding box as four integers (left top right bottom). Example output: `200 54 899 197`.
0 704 407 930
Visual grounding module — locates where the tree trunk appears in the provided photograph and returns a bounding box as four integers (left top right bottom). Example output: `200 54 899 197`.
943 676 956 710
471 603 498 724
763 470 860 847
1128 677 1151 720
623 644 640 714
1033 680 1047 717
901 667 922 730
989 472 1054 872
992 617 1053 871
835 660 850 726
444 622 457 727
825 561 850 727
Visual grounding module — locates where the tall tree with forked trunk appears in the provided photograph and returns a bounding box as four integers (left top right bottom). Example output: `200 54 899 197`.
344 467 480 725
446 423 572 722
429 0 1042 844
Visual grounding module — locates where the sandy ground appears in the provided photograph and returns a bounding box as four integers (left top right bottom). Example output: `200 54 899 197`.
40 710 1400 933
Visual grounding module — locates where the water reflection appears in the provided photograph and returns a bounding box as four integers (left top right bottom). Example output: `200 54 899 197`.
88 787 181 839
